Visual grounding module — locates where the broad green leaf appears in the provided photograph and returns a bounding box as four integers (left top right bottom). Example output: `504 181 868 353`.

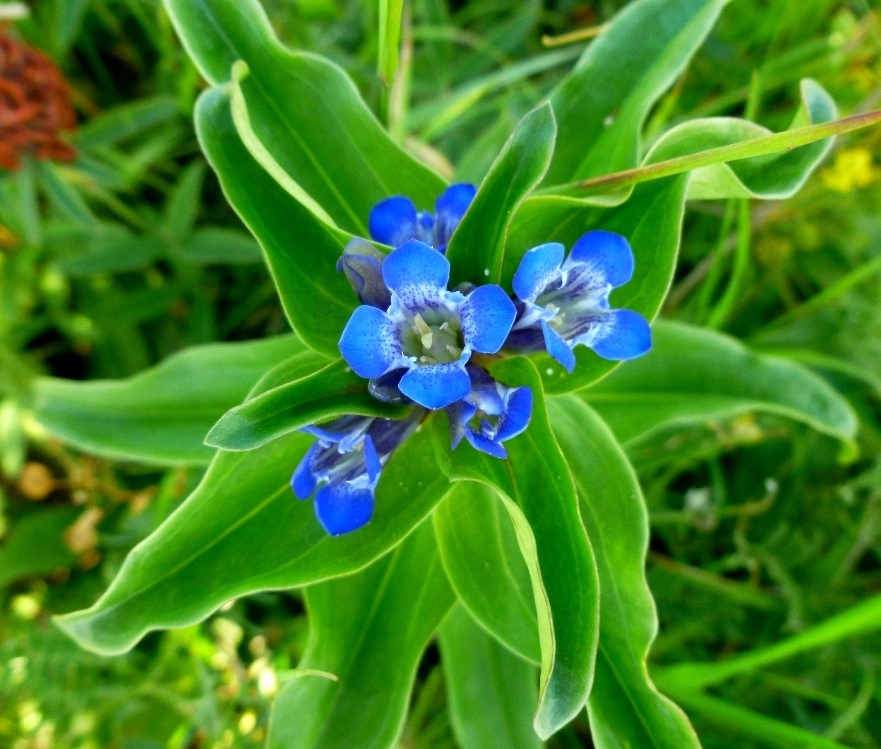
549 397 701 749
438 604 543 749
266 520 454 749
179 227 262 265
582 321 859 446
195 86 357 357
164 0 445 233
545 0 727 185
433 482 540 664
206 358 407 451
505 176 689 394
54 419 449 655
446 103 556 287
543 78 846 205
434 356 599 739
0 507 80 588
30 336 300 465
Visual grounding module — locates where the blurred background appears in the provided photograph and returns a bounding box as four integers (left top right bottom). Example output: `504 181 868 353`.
0 0 879 747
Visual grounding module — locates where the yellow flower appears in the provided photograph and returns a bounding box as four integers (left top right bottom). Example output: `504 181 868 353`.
821 148 877 192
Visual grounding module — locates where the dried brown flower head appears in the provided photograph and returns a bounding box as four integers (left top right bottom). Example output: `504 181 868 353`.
0 26 77 171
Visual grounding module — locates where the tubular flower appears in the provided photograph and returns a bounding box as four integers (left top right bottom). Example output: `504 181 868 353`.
0 28 77 171
368 183 476 252
446 365 533 459
292 412 422 535
508 230 651 372
339 239 516 410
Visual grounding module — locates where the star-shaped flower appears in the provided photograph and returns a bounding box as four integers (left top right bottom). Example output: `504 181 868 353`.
339 239 516 410
508 230 651 372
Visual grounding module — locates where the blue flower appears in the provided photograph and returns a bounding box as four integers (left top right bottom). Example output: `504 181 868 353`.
337 238 392 309
369 183 476 252
508 230 651 373
292 412 421 535
339 240 517 410
446 365 533 459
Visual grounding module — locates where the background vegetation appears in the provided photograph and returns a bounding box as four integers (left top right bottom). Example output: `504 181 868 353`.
1 0 879 747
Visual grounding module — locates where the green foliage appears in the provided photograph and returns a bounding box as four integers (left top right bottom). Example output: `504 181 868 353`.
3 0 881 747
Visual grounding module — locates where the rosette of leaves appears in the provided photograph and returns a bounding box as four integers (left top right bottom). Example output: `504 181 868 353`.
26 0 877 745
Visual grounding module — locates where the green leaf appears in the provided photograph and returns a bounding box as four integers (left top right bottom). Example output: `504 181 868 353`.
505 176 689 394
433 481 539 664
178 227 262 265
73 96 179 149
434 356 599 739
163 161 205 238
54 420 449 655
195 86 357 357
545 0 727 185
377 0 404 85
582 320 859 447
544 79 851 205
549 397 701 749
446 103 556 287
206 358 407 451
0 507 80 589
56 235 166 276
164 0 445 233
266 520 454 749
31 336 300 465
438 604 543 749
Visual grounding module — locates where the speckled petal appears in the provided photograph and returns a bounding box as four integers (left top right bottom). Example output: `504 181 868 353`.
565 230 635 288
399 361 471 410
580 308 652 361
339 306 402 378
461 284 516 354
382 239 451 312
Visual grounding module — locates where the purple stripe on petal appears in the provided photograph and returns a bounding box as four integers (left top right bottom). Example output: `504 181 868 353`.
512 242 565 303
565 230 635 288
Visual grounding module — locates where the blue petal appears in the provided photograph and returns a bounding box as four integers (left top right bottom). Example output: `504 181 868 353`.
464 364 504 416
512 243 565 303
363 435 381 482
382 239 450 311
337 239 392 308
369 196 418 247
399 362 471 410
566 230 634 288
586 309 652 361
465 429 508 459
460 285 516 354
291 445 319 499
541 321 577 373
314 481 375 535
446 400 477 450
434 183 476 247
339 306 401 378
496 386 533 442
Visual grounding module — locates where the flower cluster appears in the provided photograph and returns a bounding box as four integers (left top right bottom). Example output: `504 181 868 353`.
0 28 77 171
295 185 651 534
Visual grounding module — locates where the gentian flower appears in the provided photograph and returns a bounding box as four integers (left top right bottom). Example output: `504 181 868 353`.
446 365 533 459
508 230 651 373
292 412 421 535
339 239 516 410
369 183 476 252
